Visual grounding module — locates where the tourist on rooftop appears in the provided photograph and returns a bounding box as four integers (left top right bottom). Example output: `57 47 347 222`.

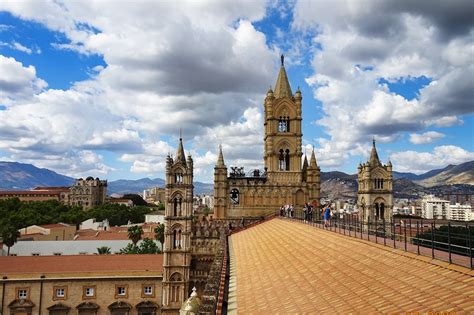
324 204 331 228
303 203 308 222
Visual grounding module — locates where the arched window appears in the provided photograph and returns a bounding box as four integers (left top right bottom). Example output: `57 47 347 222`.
170 273 183 303
173 230 177 249
285 149 290 170
175 172 183 184
279 149 285 170
173 196 182 216
278 116 290 132
177 230 182 248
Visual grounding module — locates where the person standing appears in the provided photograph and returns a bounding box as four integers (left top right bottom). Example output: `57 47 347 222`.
324 204 331 228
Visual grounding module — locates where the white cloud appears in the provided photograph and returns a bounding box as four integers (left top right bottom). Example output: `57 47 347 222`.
409 131 445 144
292 0 474 168
0 1 278 179
391 145 474 174
0 55 47 103
12 42 32 54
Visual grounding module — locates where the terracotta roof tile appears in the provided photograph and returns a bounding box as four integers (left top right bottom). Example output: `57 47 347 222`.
0 254 163 278
229 218 473 313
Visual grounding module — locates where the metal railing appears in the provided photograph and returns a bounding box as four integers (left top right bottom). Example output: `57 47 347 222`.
279 209 473 270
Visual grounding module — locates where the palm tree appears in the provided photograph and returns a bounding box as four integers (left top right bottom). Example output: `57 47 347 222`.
127 225 144 246
97 246 111 255
154 224 165 250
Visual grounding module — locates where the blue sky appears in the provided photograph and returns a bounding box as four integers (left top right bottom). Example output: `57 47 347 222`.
0 1 472 182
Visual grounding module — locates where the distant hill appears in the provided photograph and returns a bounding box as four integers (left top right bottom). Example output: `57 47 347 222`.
415 161 474 187
0 160 471 198
0 161 74 190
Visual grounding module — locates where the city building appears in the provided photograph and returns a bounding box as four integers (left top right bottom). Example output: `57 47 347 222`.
69 177 107 210
145 210 165 224
79 218 110 231
0 187 69 203
2 239 154 256
144 187 166 205
0 255 162 315
213 56 321 218
448 203 473 221
18 223 76 241
421 195 450 219
357 140 394 222
108 198 134 207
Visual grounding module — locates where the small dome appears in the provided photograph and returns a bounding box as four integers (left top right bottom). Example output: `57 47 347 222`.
180 287 201 314
86 176 94 181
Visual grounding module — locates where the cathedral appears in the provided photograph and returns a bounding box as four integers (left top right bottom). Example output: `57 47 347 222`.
213 56 321 218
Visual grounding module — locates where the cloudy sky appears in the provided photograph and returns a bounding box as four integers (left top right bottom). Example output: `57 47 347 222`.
0 0 472 182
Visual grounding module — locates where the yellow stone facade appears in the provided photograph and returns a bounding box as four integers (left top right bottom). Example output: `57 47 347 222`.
357 140 394 222
214 57 320 218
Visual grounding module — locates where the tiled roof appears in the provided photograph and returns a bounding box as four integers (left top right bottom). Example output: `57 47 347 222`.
0 254 163 279
228 218 474 314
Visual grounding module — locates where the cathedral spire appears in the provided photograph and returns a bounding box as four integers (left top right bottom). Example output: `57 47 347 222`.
309 148 317 168
302 154 308 170
175 134 186 164
369 138 381 167
274 54 292 99
216 145 226 168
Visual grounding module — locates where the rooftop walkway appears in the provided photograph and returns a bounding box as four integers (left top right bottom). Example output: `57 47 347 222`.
227 218 473 314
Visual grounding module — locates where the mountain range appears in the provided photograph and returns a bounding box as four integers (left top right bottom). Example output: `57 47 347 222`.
0 160 472 198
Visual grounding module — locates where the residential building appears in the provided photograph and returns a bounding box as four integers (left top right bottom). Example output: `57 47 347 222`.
108 198 134 207
143 187 166 205
18 223 76 241
421 195 450 219
0 255 162 314
2 239 161 256
79 218 110 231
0 187 69 203
448 203 473 221
145 210 165 224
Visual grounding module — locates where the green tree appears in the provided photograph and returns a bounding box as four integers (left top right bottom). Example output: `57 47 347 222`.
154 223 165 250
97 246 111 255
1 226 20 255
127 225 144 246
119 243 139 254
157 202 165 210
139 238 160 254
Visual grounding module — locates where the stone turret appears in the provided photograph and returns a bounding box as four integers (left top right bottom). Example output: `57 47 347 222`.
213 145 228 218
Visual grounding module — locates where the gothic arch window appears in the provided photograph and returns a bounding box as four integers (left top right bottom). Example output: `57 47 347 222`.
173 194 182 216
177 230 182 248
279 149 285 170
173 230 177 249
170 273 183 303
175 172 183 184
279 149 290 171
278 116 290 132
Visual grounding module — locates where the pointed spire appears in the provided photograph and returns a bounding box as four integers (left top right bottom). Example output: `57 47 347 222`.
274 54 292 99
369 138 381 167
216 144 226 168
175 134 186 164
302 154 308 170
309 148 317 168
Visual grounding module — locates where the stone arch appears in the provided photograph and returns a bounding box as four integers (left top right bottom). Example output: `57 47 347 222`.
295 189 305 206
274 99 297 117
169 272 183 303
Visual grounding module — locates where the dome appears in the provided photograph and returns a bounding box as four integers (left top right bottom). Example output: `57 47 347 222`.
179 287 201 314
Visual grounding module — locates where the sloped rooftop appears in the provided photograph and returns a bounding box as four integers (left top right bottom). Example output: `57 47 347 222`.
228 218 473 313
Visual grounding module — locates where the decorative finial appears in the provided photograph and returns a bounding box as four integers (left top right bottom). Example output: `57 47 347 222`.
372 137 376 147
281 54 284 66
180 128 182 140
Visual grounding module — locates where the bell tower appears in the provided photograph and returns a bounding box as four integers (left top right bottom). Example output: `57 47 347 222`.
264 55 303 183
162 137 193 314
357 139 393 223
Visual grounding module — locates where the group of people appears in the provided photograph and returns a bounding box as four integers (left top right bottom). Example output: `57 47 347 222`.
279 202 334 228
280 204 295 218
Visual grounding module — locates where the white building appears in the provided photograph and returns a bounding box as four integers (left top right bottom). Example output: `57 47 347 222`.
448 203 473 221
145 210 165 224
2 239 162 256
421 195 450 219
80 218 110 231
